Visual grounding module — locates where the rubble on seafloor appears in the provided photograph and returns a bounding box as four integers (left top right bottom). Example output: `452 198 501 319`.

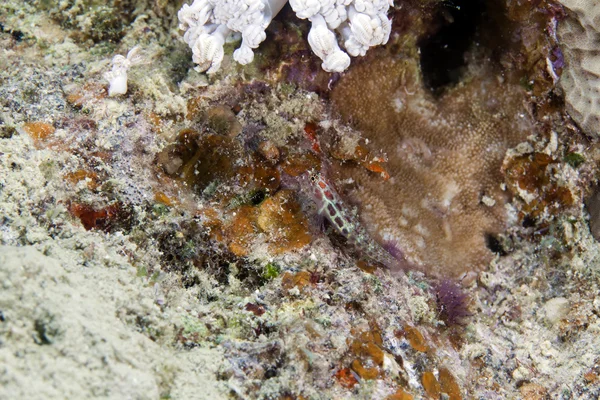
1 0 600 399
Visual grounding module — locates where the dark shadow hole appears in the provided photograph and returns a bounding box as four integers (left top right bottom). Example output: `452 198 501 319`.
250 189 267 205
419 0 486 95
485 233 507 256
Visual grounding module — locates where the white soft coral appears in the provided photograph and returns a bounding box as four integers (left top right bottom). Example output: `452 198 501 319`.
178 0 287 73
307 14 351 72
178 0 392 74
293 0 392 62
103 47 144 96
286 0 392 70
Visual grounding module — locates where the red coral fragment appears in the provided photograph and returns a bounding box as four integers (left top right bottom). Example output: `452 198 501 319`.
304 122 322 154
335 367 358 389
67 201 127 231
245 303 266 316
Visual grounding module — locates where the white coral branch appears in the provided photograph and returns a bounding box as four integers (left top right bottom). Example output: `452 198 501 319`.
177 0 392 74
178 0 287 74
307 14 351 72
292 0 392 70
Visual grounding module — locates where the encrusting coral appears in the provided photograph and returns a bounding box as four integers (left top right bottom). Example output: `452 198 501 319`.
177 0 392 73
330 54 534 278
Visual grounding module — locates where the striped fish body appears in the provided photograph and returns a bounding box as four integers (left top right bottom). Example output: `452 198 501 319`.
307 171 398 268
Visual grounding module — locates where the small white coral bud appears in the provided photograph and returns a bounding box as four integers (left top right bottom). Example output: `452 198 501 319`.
323 51 351 72
347 6 384 46
106 72 128 97
233 44 255 64
103 47 143 97
289 0 323 19
192 25 231 73
232 23 268 64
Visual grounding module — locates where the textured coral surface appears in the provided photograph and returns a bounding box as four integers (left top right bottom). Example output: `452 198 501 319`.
331 55 532 277
559 0 600 136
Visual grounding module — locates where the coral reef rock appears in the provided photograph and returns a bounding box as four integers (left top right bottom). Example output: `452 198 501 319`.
2 0 600 398
558 0 600 136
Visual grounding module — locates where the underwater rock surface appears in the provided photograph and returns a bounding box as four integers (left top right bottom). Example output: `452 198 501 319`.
1 0 600 398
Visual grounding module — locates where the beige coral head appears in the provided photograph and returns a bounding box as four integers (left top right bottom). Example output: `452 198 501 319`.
330 56 533 278
558 0 600 136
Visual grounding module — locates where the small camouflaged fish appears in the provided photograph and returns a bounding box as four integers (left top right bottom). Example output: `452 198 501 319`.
306 169 402 269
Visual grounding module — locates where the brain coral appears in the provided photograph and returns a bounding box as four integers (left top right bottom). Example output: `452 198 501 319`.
330 54 534 278
558 0 600 136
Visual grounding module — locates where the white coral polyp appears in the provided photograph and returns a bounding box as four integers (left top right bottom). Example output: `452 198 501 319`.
103 47 144 96
308 14 351 72
191 25 230 73
178 0 392 74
